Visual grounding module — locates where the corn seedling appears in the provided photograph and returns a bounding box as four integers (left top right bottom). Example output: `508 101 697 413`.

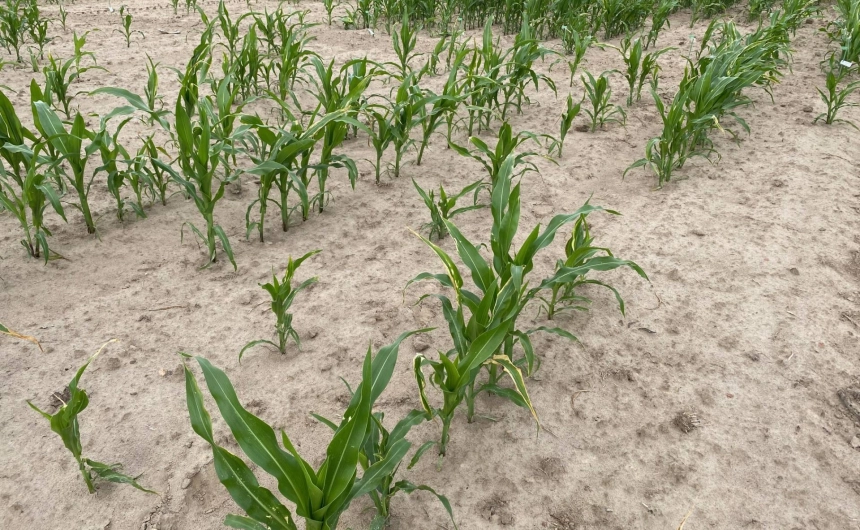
307 57 371 213
449 122 544 184
240 250 320 361
624 88 702 188
0 86 37 185
749 0 776 20
0 0 27 62
322 0 338 25
184 330 435 530
823 0 860 66
390 11 421 80
58 3 68 32
412 178 485 240
416 48 469 165
243 110 345 239
32 95 102 234
581 70 626 131
561 28 596 88
158 98 237 269
597 0 651 39
646 0 679 49
548 93 581 157
500 16 557 121
27 11 51 59
538 203 647 319
93 112 147 222
115 5 143 48
0 321 43 350
0 142 68 262
409 155 636 456
814 68 860 129
28 342 156 495
312 398 456 529
616 37 673 106
42 46 106 119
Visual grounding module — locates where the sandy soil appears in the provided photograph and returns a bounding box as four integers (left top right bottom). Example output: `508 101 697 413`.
1 1 860 529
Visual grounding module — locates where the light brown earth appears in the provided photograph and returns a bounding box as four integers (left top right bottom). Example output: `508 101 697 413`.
1 1 859 529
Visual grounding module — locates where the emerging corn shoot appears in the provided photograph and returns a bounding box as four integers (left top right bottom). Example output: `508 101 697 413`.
239 250 320 361
28 342 156 495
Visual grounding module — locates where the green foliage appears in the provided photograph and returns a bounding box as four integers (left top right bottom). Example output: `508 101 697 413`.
412 178 485 240
538 203 647 319
548 93 581 157
647 0 679 49
31 91 102 234
407 152 640 456
28 342 156 495
627 17 794 186
581 70 626 131
240 250 320 360
184 330 444 530
306 57 371 213
159 95 237 269
823 0 860 66
115 5 143 48
814 68 860 129
0 0 28 62
0 141 67 261
449 122 544 184
616 37 673 106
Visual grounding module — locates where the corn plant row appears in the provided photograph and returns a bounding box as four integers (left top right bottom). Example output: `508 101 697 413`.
625 3 816 187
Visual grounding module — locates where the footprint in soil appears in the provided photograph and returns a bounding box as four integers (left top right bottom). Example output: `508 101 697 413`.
480 493 515 526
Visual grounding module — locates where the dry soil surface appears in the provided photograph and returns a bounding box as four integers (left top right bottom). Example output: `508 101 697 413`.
1 1 860 530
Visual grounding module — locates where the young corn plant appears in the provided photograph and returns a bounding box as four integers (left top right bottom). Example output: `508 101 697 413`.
239 250 320 361
538 204 647 319
314 406 455 529
581 70 626 131
32 96 101 235
115 5 143 48
0 143 68 262
42 48 105 119
27 11 52 59
415 48 469 165
0 0 27 62
616 37 673 106
0 86 37 185
449 122 544 185
563 29 596 88
646 0 679 49
624 88 700 188
412 178 486 240
58 3 68 32
814 68 860 129
548 93 581 157
390 11 421 80
159 99 237 269
307 57 372 214
184 330 437 530
409 155 643 457
28 342 156 495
